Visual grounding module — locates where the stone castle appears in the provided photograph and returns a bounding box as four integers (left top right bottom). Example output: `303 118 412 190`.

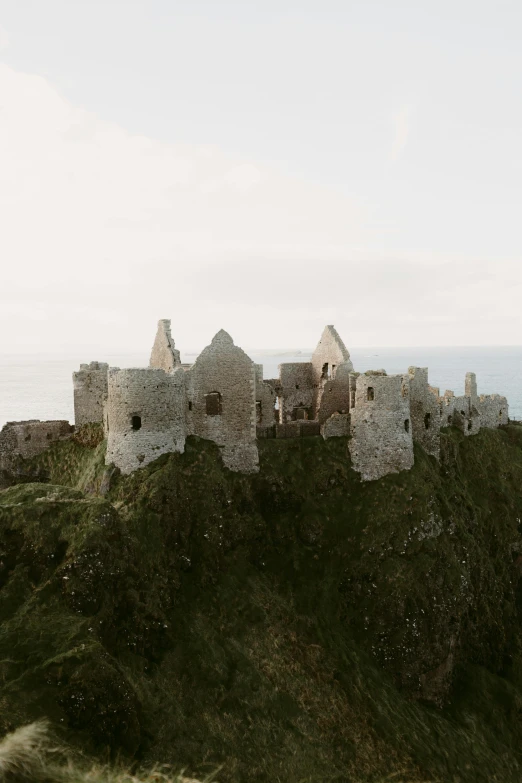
0 322 509 482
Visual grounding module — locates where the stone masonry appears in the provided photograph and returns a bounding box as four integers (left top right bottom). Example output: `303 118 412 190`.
186 330 259 473
0 420 74 473
105 367 186 475
349 372 414 482
73 362 109 426
1 321 511 481
149 319 181 372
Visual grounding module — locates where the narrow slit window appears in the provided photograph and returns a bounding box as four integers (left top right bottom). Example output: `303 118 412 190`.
321 362 328 380
367 386 375 401
404 419 410 433
424 412 431 430
255 401 262 424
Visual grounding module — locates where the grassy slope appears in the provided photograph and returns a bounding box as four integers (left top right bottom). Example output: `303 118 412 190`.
1 426 522 782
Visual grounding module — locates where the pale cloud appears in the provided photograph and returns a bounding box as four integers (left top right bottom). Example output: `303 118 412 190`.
0 64 521 356
390 105 412 162
0 25 9 51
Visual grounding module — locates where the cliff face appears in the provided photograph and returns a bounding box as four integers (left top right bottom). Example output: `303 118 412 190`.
1 426 522 782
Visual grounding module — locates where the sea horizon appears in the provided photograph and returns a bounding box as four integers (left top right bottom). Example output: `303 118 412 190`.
1 344 521 429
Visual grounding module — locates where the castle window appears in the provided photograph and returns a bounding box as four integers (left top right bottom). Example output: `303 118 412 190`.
404 419 410 433
131 415 142 431
424 412 431 430
296 384 300 389
468 420 472 431
205 392 222 416
447 415 452 424
256 401 262 424
332 365 336 379
321 363 328 380
24 433 31 442
188 401 193 411
367 387 375 401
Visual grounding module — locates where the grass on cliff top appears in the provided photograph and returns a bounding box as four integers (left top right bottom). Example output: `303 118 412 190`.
1 425 522 782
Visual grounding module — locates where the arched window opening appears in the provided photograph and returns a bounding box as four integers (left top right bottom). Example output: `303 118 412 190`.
205 392 222 416
131 415 142 431
424 412 431 430
404 419 410 433
321 362 329 380
367 387 375 401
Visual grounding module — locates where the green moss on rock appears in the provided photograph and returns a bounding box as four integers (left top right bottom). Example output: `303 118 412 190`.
1 427 522 781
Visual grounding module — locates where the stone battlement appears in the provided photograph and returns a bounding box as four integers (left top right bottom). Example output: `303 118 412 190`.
0 321 510 481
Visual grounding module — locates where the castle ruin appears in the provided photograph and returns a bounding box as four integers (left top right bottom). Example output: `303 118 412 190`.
0 322 509 482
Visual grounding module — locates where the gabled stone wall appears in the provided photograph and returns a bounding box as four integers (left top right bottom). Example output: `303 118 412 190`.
73 362 109 426
186 330 258 473
311 325 354 418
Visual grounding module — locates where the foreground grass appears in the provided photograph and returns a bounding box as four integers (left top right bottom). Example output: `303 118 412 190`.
0 722 201 783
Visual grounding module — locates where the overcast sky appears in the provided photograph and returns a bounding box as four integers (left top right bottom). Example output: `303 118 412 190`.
0 0 521 355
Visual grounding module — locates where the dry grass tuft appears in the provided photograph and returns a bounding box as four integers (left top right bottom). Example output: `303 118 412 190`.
0 722 205 783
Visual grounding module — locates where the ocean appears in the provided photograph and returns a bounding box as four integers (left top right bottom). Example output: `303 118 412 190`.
1 346 521 429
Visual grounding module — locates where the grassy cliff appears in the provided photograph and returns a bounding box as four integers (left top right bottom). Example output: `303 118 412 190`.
1 426 522 782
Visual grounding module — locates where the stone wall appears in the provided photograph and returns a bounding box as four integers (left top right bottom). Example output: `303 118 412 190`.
186 330 259 473
349 373 414 482
254 364 277 427
277 362 314 423
149 319 181 372
408 367 441 459
322 412 351 439
478 394 509 428
311 325 354 417
0 419 74 471
316 362 352 425
105 367 186 475
73 362 109 426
